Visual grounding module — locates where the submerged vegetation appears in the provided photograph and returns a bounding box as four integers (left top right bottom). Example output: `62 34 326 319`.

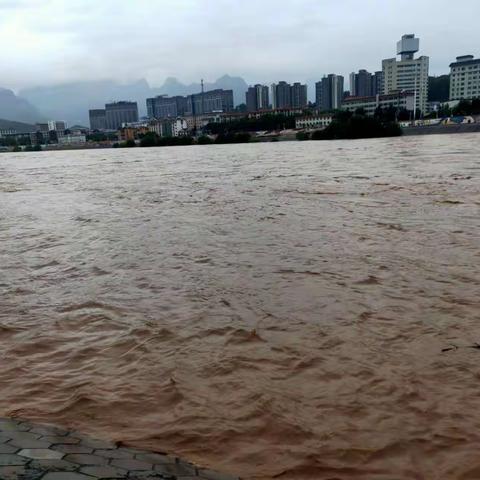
138 133 194 147
204 114 295 135
311 110 402 140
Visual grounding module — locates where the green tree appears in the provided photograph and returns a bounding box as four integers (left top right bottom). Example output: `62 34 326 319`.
0 137 17 147
312 110 401 140
428 75 450 102
87 132 117 142
235 103 247 113
452 98 480 116
139 132 159 147
204 113 296 135
25 144 42 151
119 139 136 148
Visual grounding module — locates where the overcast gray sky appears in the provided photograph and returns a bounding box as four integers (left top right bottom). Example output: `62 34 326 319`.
2 0 479 91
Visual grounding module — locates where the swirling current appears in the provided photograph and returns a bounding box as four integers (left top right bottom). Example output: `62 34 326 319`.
1 135 480 479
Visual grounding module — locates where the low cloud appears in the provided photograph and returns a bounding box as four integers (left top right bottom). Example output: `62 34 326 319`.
2 0 479 90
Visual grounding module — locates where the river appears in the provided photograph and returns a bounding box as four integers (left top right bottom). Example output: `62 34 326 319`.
1 135 479 479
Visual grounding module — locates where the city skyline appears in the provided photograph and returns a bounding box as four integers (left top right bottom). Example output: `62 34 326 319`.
1 0 479 92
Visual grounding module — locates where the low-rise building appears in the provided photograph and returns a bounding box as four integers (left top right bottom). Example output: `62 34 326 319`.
148 118 189 137
118 126 149 142
342 91 415 116
30 121 69 144
247 107 305 119
171 119 189 136
0 128 16 137
48 120 66 132
58 134 86 145
295 114 333 130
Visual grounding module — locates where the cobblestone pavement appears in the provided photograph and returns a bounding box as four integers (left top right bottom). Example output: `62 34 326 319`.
0 419 239 480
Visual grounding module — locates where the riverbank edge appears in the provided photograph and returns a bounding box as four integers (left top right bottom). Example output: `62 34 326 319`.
402 122 480 136
2 122 480 153
0 417 240 480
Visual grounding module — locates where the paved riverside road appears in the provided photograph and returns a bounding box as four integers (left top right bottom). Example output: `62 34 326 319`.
0 418 239 480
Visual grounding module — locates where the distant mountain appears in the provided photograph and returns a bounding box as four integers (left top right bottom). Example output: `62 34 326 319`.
20 75 249 126
0 118 36 133
20 79 152 126
0 88 44 124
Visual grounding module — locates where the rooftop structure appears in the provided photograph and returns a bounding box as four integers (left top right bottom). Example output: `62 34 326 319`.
397 34 420 60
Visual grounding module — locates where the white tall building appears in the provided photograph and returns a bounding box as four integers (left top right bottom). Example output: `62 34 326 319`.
382 34 429 116
270 83 277 109
449 55 480 101
47 120 66 132
256 85 270 109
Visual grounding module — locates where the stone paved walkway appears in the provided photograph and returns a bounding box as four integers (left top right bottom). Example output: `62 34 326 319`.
0 418 239 480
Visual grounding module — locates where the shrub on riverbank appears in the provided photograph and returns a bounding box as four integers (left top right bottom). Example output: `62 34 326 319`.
214 132 251 144
25 144 42 151
198 135 214 145
139 132 194 147
296 131 310 141
205 114 295 135
137 132 250 148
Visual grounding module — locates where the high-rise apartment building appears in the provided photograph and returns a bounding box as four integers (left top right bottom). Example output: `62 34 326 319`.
315 81 323 108
246 85 270 112
350 70 373 97
271 82 292 109
382 34 429 115
147 90 233 118
372 71 384 96
349 70 384 97
185 89 234 116
318 74 344 110
271 81 307 109
349 73 357 97
449 55 480 101
146 95 188 119
105 102 139 130
89 109 106 130
291 83 308 108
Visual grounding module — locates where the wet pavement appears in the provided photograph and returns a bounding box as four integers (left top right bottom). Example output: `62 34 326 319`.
0 418 239 480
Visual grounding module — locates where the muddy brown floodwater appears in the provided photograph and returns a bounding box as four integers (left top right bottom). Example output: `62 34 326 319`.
1 134 480 479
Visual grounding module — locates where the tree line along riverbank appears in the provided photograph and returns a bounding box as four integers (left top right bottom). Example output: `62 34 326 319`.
111 109 403 149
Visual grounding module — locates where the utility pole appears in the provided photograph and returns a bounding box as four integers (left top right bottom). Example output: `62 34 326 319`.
413 71 417 124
